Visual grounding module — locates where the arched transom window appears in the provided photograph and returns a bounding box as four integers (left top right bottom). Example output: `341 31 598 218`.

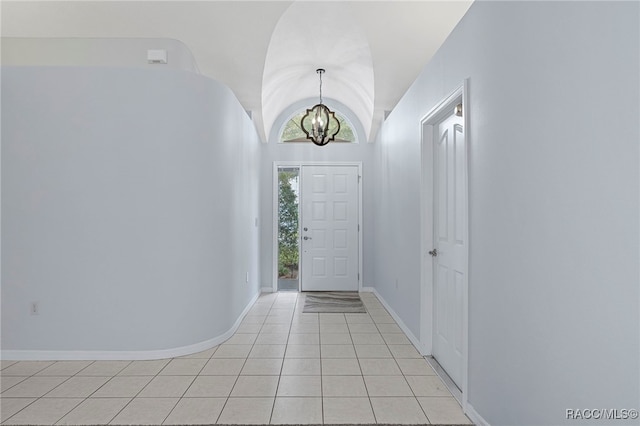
279 110 357 143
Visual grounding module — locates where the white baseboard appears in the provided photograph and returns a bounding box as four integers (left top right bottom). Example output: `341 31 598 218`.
360 287 425 354
465 401 490 426
1 292 260 361
363 287 487 424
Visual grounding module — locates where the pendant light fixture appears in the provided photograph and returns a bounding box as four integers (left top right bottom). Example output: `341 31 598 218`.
300 69 340 146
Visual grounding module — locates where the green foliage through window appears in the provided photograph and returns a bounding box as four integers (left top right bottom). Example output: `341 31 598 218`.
278 170 299 278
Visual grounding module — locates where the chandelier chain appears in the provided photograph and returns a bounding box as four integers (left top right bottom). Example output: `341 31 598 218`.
317 68 324 104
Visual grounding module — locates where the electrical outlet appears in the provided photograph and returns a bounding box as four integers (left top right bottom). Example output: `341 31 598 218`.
395 279 399 289
30 302 39 315
246 272 249 283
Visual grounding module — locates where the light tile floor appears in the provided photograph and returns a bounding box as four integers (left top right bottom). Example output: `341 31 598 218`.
1 292 472 425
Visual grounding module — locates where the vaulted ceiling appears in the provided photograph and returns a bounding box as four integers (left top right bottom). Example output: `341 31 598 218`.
1 1 473 142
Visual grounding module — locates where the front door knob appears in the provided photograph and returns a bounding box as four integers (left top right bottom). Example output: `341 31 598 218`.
428 249 438 257
303 236 312 240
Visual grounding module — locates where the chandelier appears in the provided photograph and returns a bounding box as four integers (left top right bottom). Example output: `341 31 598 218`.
300 69 340 146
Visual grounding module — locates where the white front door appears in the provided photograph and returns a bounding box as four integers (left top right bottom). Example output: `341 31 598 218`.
300 165 359 291
432 110 466 387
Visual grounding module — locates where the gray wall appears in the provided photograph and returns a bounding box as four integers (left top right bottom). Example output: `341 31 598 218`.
2 66 261 353
372 1 639 425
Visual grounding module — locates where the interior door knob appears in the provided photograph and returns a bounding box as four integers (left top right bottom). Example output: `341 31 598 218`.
303 236 312 240
428 249 438 257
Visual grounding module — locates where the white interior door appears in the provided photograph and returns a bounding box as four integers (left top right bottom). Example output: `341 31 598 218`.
432 110 466 388
300 165 359 291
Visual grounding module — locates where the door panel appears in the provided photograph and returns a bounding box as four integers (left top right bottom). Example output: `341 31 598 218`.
301 166 359 291
433 111 466 388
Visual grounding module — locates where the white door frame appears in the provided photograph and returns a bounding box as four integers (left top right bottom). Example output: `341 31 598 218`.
272 161 363 293
419 81 469 410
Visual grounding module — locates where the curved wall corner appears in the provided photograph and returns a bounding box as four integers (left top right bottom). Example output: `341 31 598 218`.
1 65 261 359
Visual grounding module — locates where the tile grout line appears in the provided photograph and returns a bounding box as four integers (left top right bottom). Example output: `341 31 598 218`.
50 360 103 425
1 358 55 411
368 292 432 424
4 360 94 425
80 360 134 426
160 346 219 425
316 297 325 425
1 389 38 424
62 361 133 424
0 375 29 394
100 347 218 425
269 292 292 424
365 293 406 422
399 345 433 424
219 293 275 425
104 358 173 425
319 331 324 424
350 305 378 425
